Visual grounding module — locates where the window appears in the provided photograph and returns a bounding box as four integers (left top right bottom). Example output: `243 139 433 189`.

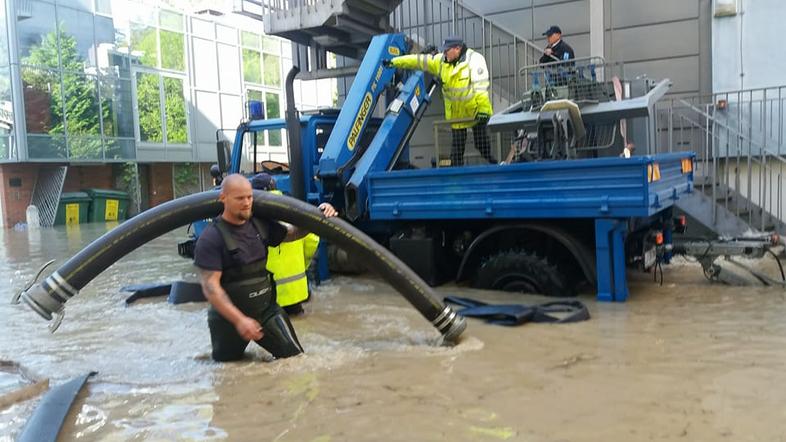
241 31 260 49
16 1 57 62
99 77 134 139
134 71 188 146
263 54 281 87
0 1 9 67
62 72 103 159
241 32 282 87
56 6 97 69
131 23 158 68
130 10 185 72
163 77 187 143
136 72 162 143
94 0 112 15
265 92 281 146
242 49 261 84
0 66 11 160
21 66 63 136
159 10 184 71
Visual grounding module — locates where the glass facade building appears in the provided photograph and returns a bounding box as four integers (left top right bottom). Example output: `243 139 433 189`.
0 0 335 165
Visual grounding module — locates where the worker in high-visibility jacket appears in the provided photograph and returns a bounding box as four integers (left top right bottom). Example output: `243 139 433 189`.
385 35 497 166
250 173 326 316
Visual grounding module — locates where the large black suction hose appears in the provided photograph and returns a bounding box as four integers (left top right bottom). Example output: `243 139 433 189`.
19 190 466 342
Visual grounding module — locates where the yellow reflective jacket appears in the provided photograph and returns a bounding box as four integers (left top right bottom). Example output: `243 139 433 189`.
391 48 493 129
265 190 321 307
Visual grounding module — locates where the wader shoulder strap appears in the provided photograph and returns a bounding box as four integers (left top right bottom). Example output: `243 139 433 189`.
214 217 270 257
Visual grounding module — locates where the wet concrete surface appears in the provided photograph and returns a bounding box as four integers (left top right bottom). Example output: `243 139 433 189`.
1 223 786 441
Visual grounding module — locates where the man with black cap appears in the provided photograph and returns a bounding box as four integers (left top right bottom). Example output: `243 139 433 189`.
385 35 497 166
539 25 575 64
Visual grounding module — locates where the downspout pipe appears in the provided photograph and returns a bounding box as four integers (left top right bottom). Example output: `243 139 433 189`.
15 191 466 342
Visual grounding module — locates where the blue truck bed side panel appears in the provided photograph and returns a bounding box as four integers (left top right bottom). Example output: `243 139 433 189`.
367 153 694 220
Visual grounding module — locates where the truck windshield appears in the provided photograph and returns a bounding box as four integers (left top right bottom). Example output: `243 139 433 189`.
237 126 287 174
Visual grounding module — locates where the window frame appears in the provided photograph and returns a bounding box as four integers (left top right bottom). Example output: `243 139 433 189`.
131 66 190 148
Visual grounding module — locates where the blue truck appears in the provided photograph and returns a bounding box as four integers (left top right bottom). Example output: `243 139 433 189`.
185 33 698 302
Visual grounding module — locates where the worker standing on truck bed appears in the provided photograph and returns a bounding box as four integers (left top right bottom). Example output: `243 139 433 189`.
539 25 575 64
385 35 497 166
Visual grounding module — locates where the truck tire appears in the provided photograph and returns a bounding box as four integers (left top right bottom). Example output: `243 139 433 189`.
473 250 571 296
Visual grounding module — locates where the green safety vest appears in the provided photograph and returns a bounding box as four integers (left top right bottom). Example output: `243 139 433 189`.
391 48 493 129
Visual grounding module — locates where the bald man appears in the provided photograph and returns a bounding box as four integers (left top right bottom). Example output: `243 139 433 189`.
194 174 337 362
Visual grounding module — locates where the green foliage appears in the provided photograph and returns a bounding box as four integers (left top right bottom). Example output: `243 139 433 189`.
0 136 8 159
265 92 281 146
173 162 200 197
22 26 108 158
164 77 186 143
160 30 184 71
136 72 162 142
263 54 281 87
243 49 262 84
131 25 158 68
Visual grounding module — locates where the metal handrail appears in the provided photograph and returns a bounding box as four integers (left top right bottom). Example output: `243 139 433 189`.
676 99 786 165
518 56 608 76
431 117 504 167
663 99 785 230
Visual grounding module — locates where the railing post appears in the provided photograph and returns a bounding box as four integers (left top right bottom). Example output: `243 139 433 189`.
513 38 518 99
706 104 716 225
668 105 673 153
451 0 457 34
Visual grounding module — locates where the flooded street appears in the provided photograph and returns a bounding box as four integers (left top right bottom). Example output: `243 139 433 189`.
2 224 786 441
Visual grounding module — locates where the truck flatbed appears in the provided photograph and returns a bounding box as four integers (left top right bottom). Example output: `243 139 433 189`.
368 153 694 221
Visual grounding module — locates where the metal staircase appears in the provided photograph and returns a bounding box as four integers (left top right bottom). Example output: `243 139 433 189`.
260 0 404 60
656 93 786 237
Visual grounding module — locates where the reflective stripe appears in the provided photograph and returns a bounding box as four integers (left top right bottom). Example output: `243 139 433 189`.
444 92 475 102
444 85 472 93
275 272 307 286
51 272 77 297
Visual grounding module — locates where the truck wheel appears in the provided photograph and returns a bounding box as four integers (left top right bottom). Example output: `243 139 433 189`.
473 250 571 296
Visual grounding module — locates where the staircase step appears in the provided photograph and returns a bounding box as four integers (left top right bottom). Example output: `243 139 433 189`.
264 0 403 58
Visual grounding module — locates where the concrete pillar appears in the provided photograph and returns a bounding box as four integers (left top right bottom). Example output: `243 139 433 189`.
589 0 605 60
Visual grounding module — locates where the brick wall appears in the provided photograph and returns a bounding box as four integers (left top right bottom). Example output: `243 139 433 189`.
0 163 44 227
148 163 173 207
1 164 120 227
62 165 114 192
1 163 176 226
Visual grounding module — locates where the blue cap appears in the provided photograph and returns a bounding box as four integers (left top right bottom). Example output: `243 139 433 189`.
250 173 275 191
440 35 464 52
542 25 562 36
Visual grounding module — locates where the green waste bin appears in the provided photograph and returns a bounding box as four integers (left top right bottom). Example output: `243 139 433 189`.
83 188 130 222
54 192 92 225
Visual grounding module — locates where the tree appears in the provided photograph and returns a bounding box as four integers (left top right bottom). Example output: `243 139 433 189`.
22 26 108 159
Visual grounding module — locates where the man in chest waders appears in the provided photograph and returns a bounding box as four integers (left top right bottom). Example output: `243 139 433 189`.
194 174 337 362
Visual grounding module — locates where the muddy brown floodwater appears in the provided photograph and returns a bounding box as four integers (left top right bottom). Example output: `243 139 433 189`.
1 223 786 441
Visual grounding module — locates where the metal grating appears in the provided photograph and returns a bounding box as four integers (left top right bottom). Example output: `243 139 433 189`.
31 166 67 227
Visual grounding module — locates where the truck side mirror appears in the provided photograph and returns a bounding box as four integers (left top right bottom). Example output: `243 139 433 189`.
216 139 230 173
